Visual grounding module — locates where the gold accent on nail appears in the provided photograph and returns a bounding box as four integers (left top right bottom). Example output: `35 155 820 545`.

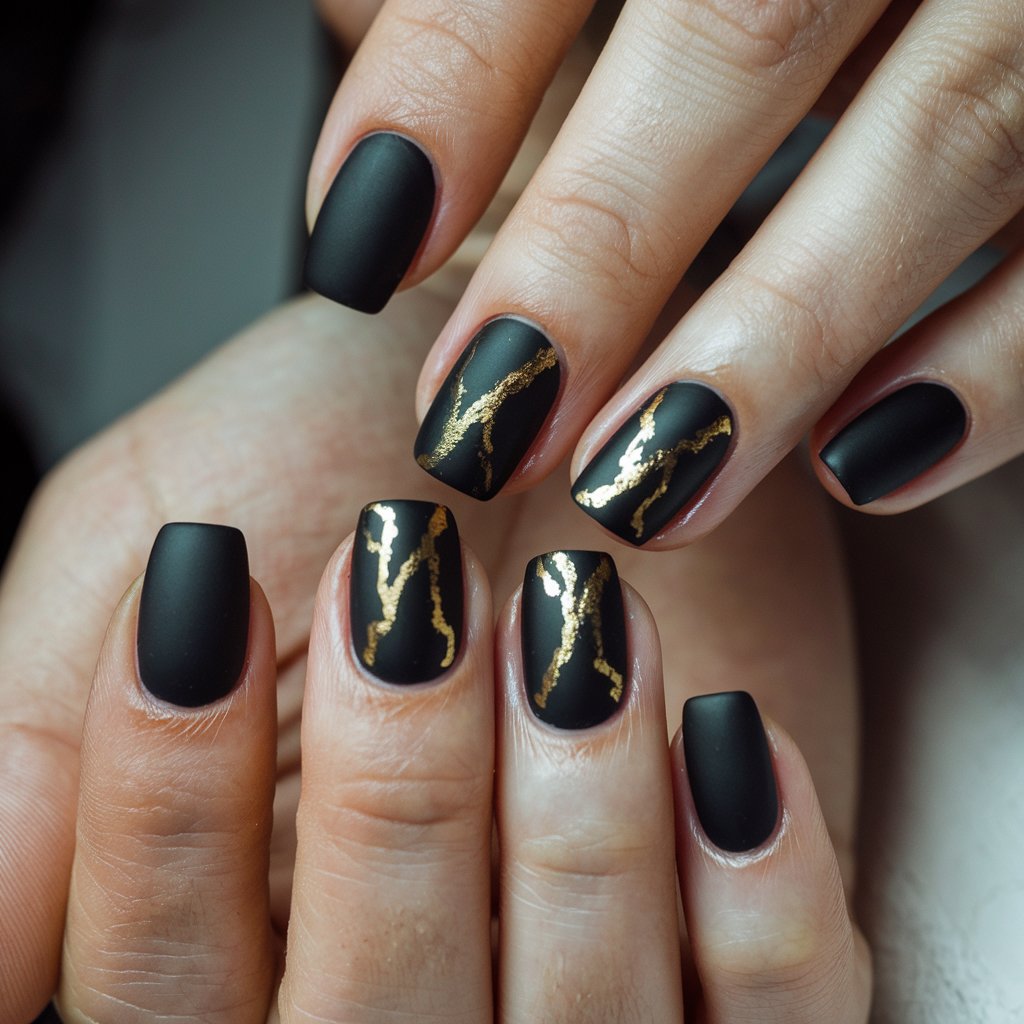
574 389 732 539
361 503 456 670
533 553 624 710
417 338 558 493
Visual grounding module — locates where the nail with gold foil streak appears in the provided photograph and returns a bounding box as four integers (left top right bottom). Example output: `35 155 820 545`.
571 382 733 546
521 550 627 729
414 317 561 500
350 500 464 684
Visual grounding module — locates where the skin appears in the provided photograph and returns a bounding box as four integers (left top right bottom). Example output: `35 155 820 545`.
306 0 1024 542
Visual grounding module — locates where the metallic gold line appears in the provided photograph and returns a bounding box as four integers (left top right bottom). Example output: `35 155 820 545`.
534 553 624 709
574 389 731 538
362 503 456 670
417 340 558 493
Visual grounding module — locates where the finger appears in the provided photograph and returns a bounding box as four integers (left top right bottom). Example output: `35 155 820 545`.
412 0 888 500
303 0 594 313
676 691 871 1023
496 551 684 1020
280 501 493 1023
58 524 277 1022
572 0 1024 548
811 245 1024 510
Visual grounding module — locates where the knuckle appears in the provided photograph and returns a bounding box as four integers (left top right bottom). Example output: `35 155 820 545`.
520 165 679 306
656 0 840 77
890 27 1024 208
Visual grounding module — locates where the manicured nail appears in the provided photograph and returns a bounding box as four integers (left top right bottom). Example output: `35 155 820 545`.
137 523 251 708
521 550 627 729
819 382 967 505
304 132 436 314
350 500 463 684
682 691 779 853
415 318 561 500
572 382 733 545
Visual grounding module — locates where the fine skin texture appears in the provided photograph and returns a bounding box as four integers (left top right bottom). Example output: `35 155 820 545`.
306 0 1024 538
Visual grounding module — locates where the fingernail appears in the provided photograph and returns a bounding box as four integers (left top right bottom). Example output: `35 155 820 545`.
572 382 733 545
682 691 779 853
350 500 463 684
819 382 967 505
304 132 436 314
414 318 561 500
137 523 251 708
521 550 627 729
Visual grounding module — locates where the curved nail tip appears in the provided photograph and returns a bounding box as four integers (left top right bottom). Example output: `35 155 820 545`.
819 382 967 506
683 691 779 853
571 382 732 545
521 550 627 730
415 318 561 501
350 500 464 685
137 522 251 708
304 132 436 314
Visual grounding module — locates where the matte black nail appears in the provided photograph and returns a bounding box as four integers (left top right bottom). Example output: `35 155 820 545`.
682 691 779 853
304 132 436 314
137 523 250 708
350 500 463 684
521 550 627 729
415 318 561 500
819 382 967 505
572 382 733 545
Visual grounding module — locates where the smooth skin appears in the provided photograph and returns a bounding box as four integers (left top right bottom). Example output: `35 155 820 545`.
55 512 869 1022
307 0 1024 539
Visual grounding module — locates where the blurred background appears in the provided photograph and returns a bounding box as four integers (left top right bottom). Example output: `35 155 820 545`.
2 2 1022 1022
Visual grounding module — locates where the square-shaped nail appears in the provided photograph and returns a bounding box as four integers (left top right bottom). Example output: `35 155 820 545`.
572 382 733 545
137 523 251 707
350 500 463 684
415 318 561 500
819 382 967 505
683 691 779 853
521 550 627 729
304 132 436 314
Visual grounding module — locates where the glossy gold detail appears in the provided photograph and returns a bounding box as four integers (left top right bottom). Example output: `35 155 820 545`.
533 553 624 710
362 503 456 670
416 340 558 493
574 389 732 539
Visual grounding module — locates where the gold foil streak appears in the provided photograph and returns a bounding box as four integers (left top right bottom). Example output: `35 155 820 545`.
361 503 456 670
533 553 624 710
574 388 732 539
416 341 558 493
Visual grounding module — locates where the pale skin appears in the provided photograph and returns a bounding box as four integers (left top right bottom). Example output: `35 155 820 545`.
307 0 1024 541
0 14 878 1019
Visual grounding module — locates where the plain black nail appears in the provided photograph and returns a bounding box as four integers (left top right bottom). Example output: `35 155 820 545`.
350 500 463 684
572 382 733 545
683 691 779 853
137 523 250 708
304 132 436 314
521 550 627 729
819 382 967 505
415 318 561 500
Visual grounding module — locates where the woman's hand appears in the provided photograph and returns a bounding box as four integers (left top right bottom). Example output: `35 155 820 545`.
0 280 862 1019
54 505 869 1022
303 0 1024 543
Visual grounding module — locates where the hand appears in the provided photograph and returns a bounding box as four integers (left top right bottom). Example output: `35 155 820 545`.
302 0 1024 544
53 506 869 1022
0 278 862 1019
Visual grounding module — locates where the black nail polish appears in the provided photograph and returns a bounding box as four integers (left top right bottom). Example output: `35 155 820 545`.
819 382 967 506
682 691 779 853
414 318 561 500
572 382 733 546
521 550 627 729
137 523 251 708
350 500 463 683
304 132 436 314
